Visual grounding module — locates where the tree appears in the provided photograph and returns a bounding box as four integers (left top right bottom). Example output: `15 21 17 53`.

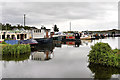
41 25 46 29
6 23 12 30
54 24 59 32
1 23 38 30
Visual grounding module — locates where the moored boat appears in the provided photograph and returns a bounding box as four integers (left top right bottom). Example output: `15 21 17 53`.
35 38 53 44
20 39 38 44
62 33 80 41
80 35 92 40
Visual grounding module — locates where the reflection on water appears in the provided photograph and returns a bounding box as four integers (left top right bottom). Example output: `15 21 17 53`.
32 42 55 51
54 41 62 48
31 42 55 61
2 37 120 78
2 53 30 61
31 51 54 61
88 63 120 80
81 40 92 46
62 41 82 47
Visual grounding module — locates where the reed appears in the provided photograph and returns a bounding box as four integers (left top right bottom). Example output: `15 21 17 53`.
88 42 120 68
2 53 30 61
2 44 31 55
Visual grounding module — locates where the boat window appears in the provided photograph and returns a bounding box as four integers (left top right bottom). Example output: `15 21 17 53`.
25 34 27 38
11 35 15 39
17 34 20 39
39 30 41 33
7 35 10 39
2 35 5 39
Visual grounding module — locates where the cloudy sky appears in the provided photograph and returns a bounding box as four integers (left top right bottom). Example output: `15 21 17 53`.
1 2 118 31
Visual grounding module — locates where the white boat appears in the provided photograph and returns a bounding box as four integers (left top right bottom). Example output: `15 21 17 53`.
80 35 92 40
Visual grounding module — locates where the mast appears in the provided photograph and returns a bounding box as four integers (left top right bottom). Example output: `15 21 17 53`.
24 14 26 27
70 22 71 31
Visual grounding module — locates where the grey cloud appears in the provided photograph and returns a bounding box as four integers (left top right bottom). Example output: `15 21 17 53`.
1 2 117 29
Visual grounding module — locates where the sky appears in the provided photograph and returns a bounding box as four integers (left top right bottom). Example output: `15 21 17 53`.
1 2 118 31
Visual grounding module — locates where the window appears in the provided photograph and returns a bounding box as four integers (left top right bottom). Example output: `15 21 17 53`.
17 34 20 39
2 35 5 39
25 34 27 38
7 35 10 39
39 30 41 33
11 35 15 39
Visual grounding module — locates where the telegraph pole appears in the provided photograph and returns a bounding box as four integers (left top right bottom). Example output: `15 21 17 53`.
24 14 26 27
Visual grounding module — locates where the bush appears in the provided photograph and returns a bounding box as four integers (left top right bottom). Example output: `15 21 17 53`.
2 44 31 55
88 42 120 68
1 41 7 44
4 38 13 41
113 48 120 54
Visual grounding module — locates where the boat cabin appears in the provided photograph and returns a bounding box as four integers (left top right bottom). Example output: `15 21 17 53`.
0 30 31 41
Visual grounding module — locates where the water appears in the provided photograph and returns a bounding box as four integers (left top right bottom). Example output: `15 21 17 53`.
1 37 120 79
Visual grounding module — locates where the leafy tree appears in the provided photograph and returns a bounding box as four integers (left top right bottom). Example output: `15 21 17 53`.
6 23 12 30
54 24 59 32
0 23 38 30
88 42 120 68
41 25 46 29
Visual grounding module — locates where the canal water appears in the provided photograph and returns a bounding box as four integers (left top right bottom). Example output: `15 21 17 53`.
1 37 120 79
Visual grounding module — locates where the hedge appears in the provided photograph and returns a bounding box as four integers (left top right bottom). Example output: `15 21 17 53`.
88 42 120 68
2 44 31 55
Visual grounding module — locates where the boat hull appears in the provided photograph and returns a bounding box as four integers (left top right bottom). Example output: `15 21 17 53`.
35 38 53 44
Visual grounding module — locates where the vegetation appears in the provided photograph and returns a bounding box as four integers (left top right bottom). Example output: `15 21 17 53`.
54 24 59 32
4 38 13 41
88 63 120 79
1 41 7 44
2 44 31 55
113 48 120 54
88 42 120 68
1 53 30 61
1 23 37 30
